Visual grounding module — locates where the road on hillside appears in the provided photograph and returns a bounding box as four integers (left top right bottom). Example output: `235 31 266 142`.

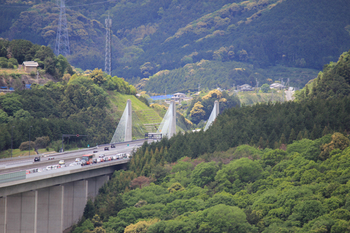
0 139 149 174
285 90 295 101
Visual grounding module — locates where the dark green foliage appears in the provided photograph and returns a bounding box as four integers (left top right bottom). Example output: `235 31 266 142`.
83 199 96 220
296 50 350 101
85 136 350 232
191 161 218 188
130 97 350 166
0 73 136 153
0 39 73 78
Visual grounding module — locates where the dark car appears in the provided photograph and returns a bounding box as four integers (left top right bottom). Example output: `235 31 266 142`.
93 150 98 153
104 147 109 151
34 157 41 162
111 144 115 148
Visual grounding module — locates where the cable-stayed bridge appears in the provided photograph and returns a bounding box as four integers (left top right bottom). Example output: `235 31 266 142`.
110 99 219 142
0 99 220 233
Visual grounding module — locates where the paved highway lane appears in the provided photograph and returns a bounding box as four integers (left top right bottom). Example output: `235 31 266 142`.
26 157 130 179
0 139 148 175
285 90 295 101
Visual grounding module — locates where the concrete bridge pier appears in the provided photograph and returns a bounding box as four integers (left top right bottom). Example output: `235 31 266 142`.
0 175 110 233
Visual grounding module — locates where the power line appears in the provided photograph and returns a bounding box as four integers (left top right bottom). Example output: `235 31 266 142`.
55 0 70 57
105 10 112 75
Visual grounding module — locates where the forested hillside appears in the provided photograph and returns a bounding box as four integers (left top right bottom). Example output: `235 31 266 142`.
69 49 350 233
295 49 350 101
0 39 73 80
1 0 350 92
0 68 143 155
74 133 350 233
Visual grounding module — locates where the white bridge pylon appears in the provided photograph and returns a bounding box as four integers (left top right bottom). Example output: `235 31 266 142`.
110 99 132 144
157 100 176 139
204 100 219 131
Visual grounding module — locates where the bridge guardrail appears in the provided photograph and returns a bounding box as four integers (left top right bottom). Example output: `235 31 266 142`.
0 170 26 184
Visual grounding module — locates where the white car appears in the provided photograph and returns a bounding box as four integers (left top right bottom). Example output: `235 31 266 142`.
75 158 81 162
58 160 65 165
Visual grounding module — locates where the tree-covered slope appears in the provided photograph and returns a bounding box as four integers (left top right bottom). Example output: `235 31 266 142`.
74 133 350 233
295 49 350 101
1 0 350 92
142 59 319 93
0 68 163 156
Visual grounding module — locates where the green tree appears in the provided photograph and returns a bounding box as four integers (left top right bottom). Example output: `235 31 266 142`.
83 199 95 219
0 109 8 124
0 93 22 116
215 158 262 193
319 132 350 160
89 68 106 86
200 204 257 232
261 84 270 93
191 162 218 187
289 128 296 143
190 101 206 124
167 182 184 193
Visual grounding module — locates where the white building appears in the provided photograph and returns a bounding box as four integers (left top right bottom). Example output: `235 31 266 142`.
270 83 285 89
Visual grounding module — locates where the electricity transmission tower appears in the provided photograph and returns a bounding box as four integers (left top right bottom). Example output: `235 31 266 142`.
55 0 70 56
105 12 112 76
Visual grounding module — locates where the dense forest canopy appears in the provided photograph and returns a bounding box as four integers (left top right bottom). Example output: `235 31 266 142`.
73 132 350 233
1 0 350 92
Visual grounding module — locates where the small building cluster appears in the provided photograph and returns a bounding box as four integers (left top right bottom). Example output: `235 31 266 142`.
270 83 285 89
237 84 254 91
170 93 192 103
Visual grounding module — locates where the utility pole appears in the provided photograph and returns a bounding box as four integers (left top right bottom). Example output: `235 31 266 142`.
282 79 284 103
11 126 14 157
105 11 112 75
55 0 70 56
29 126 32 156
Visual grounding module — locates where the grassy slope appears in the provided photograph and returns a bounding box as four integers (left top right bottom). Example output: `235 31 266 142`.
237 91 285 106
107 92 163 139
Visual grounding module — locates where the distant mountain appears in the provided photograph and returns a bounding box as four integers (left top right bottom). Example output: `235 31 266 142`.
1 0 350 92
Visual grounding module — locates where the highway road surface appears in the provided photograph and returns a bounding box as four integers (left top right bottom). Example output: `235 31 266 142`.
0 139 149 175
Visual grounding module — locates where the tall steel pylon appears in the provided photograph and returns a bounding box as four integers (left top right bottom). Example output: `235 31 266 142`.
55 0 70 56
105 11 112 76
